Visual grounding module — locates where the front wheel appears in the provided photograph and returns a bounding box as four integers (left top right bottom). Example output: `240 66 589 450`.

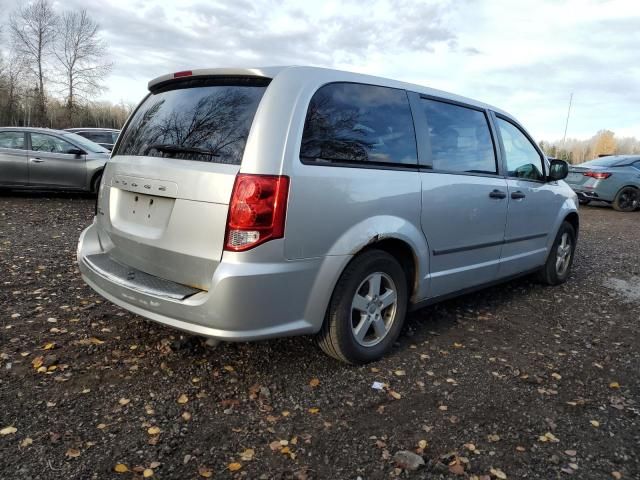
316 250 408 364
537 221 576 285
612 187 639 212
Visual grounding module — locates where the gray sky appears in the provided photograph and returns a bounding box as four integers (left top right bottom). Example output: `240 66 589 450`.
2 0 639 141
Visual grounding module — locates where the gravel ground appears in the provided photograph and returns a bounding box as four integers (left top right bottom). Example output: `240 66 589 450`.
0 192 638 480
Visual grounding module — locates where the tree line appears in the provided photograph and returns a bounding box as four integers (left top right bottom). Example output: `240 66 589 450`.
540 130 640 164
0 0 132 129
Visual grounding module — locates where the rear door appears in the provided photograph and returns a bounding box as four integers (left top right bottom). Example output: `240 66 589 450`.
0 131 28 185
412 95 508 298
27 132 87 188
493 115 564 276
98 78 268 290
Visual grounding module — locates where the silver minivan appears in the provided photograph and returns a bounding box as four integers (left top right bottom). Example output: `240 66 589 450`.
77 66 579 363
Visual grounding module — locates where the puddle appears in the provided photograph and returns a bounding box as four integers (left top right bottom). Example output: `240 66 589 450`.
605 276 640 303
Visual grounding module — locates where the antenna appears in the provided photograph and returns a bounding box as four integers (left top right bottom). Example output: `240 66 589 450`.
562 92 573 146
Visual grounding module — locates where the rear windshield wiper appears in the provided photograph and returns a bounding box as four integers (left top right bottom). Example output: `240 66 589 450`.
145 144 220 157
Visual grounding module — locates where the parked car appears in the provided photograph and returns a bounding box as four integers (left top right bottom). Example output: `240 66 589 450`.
65 128 120 151
0 127 109 192
77 66 579 364
565 155 640 211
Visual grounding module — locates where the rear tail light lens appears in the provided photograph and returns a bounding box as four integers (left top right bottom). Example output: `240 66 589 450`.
225 174 289 251
583 171 611 179
173 70 192 78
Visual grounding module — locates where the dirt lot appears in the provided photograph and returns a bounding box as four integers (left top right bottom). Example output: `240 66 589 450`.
0 193 638 480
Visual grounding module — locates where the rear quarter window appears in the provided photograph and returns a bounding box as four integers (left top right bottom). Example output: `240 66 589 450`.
86 132 113 144
114 80 267 165
300 82 417 167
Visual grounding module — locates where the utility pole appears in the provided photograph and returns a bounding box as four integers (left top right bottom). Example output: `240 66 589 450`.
562 92 573 146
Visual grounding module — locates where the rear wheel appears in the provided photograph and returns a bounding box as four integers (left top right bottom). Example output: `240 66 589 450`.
537 221 576 285
316 250 408 364
612 186 639 212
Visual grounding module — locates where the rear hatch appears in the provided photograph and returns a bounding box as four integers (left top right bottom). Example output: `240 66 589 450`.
95 76 269 291
566 165 591 187
567 157 624 187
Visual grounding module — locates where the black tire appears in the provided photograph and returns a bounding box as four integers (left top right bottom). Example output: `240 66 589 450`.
91 172 103 194
612 186 639 212
316 250 408 364
537 221 576 286
578 199 590 206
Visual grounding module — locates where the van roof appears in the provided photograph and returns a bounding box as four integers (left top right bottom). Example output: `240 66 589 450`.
148 66 511 118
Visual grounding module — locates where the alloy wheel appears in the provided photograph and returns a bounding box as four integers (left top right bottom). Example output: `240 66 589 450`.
555 232 572 276
350 272 398 347
618 189 639 211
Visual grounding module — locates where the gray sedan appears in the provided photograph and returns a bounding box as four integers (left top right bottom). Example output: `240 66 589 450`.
0 127 109 193
565 155 640 212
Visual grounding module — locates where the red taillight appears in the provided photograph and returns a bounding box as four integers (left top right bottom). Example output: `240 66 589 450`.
225 174 289 251
173 70 192 78
583 171 611 179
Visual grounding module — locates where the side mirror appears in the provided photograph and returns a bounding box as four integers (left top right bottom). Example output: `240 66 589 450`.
67 148 85 156
548 159 569 181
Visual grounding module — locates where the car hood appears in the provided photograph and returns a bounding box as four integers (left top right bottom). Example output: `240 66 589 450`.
87 152 110 161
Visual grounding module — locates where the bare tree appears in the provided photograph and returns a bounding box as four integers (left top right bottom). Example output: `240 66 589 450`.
55 9 112 124
9 0 58 126
0 51 27 125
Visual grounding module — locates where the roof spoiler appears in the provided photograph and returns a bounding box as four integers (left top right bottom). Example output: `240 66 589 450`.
147 67 283 92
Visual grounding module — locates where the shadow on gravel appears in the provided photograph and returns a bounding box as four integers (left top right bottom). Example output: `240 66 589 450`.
0 189 96 200
165 272 539 374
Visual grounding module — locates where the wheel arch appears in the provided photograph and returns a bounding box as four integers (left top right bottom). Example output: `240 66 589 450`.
615 184 640 194
564 211 579 238
90 168 104 193
544 199 579 258
359 237 420 303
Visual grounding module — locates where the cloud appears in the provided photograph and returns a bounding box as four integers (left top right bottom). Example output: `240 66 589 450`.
1 0 638 140
54 0 457 71
39 0 459 105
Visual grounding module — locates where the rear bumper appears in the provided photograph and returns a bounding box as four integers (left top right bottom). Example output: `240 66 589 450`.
573 190 612 203
567 178 615 203
77 221 348 341
576 190 602 201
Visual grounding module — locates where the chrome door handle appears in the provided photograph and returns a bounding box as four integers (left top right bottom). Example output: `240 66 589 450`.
30 157 44 163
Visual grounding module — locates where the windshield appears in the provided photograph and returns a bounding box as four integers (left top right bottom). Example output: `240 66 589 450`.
114 81 268 165
62 132 109 154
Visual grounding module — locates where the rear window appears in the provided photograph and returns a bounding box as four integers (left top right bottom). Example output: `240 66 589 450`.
61 132 109 154
581 157 639 167
114 81 267 165
300 82 417 166
81 131 113 144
